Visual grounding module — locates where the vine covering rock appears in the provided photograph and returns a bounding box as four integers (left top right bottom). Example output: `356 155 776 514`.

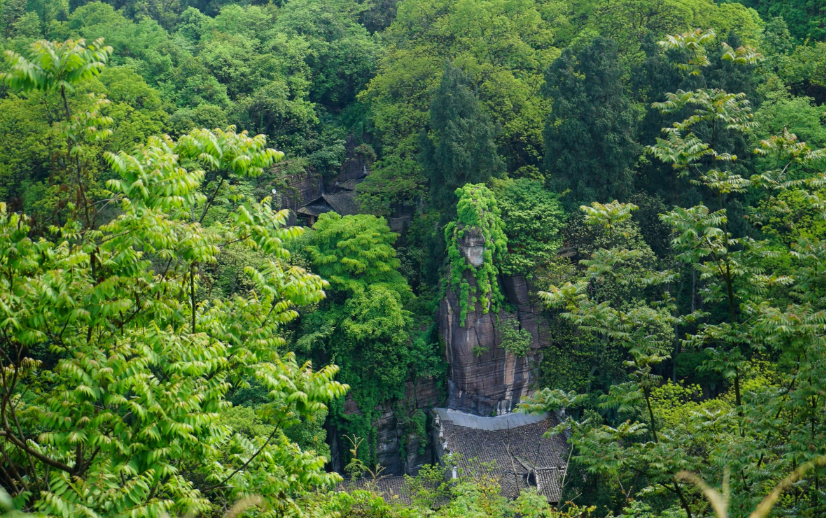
444 184 507 326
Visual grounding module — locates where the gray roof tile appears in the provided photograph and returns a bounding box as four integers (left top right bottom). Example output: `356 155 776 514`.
438 414 567 502
296 191 360 218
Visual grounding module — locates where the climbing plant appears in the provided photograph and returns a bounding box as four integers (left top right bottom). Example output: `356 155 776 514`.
499 319 532 358
444 184 507 325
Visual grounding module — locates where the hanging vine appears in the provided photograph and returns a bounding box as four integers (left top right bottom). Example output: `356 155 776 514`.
444 184 508 325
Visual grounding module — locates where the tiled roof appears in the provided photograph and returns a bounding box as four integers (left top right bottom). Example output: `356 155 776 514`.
433 408 550 430
297 199 334 217
321 191 360 216
337 413 566 506
437 413 567 502
296 191 360 218
535 467 563 503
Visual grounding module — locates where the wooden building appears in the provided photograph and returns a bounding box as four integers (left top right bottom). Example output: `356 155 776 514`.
296 178 363 226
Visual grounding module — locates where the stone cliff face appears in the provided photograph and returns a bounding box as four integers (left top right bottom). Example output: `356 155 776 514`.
439 232 549 416
331 376 443 477
308 135 551 473
327 134 371 189
279 135 373 223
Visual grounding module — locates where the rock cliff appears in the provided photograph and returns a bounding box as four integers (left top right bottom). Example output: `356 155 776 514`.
278 167 323 225
439 231 549 416
331 376 444 476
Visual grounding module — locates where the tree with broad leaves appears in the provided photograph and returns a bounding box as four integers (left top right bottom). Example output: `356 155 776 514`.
524 30 826 518
1 38 113 229
0 124 348 516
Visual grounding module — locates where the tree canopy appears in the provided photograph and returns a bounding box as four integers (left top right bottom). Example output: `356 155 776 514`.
421 63 504 213
2 1 826 516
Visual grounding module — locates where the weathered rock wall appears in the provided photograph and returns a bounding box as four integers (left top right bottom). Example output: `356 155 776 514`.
278 168 323 223
439 232 549 416
278 135 372 223
332 376 444 477
440 275 547 416
329 135 371 188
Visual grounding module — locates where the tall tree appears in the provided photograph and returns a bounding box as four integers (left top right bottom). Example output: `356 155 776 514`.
543 37 641 208
632 30 758 208
0 127 346 515
421 63 503 213
1 0 26 38
298 213 421 469
1 38 114 228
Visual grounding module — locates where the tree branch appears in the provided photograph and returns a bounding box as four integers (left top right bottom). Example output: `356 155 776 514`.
673 480 694 518
205 417 284 491
199 176 225 224
0 430 74 474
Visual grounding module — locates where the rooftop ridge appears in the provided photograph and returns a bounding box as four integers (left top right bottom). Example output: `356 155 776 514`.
433 408 549 431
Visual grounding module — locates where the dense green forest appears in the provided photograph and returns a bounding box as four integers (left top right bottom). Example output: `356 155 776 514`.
0 0 825 516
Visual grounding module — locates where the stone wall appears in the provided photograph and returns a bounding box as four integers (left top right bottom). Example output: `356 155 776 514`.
324 135 372 191
278 134 373 223
279 168 323 223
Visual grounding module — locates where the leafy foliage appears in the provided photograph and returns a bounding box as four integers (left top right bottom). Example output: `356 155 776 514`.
273 0 380 110
3 2 826 516
358 0 558 207
444 184 507 325
498 319 532 358
0 125 348 516
1 37 115 227
734 0 826 41
298 214 434 469
0 37 112 92
304 212 409 299
524 31 826 518
493 177 566 276
316 462 596 518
